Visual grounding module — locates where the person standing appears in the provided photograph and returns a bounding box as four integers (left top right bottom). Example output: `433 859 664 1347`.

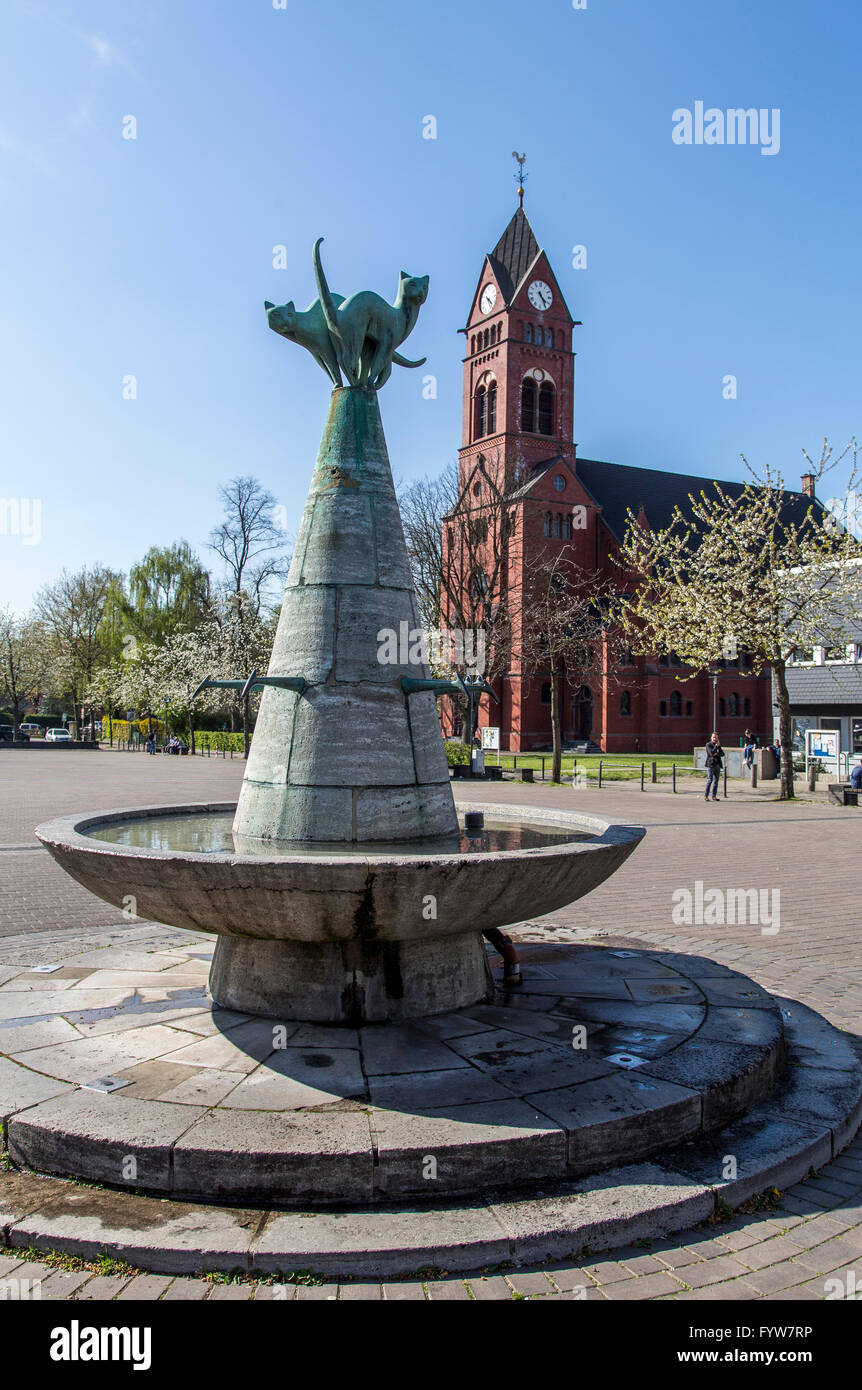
705 731 724 802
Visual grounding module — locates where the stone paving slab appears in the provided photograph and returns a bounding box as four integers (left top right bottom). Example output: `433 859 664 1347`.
2 753 862 1299
1 934 789 1204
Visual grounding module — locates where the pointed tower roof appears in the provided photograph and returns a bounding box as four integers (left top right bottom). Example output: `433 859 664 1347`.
488 207 540 304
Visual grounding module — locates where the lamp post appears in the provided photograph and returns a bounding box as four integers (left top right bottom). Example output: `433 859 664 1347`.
708 667 722 734
164 698 169 751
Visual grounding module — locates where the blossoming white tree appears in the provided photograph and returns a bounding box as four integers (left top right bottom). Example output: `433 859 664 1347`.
615 440 861 800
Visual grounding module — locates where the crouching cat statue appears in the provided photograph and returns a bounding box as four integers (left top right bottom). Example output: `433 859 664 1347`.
265 238 428 390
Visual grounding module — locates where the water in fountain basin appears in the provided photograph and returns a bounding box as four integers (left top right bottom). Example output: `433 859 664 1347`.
88 812 592 857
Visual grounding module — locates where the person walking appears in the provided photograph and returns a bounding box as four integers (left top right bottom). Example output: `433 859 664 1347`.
705 731 724 802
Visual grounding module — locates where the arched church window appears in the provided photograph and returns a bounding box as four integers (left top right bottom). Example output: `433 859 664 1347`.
487 382 497 434
728 692 740 717
475 385 487 439
552 513 561 538
541 682 551 704
496 323 502 343
538 383 554 435
562 514 572 540
620 691 631 716
482 328 489 350
719 697 726 718
543 512 551 537
743 696 751 716
545 327 553 347
521 380 536 432
470 335 475 354
670 690 682 716
524 323 532 343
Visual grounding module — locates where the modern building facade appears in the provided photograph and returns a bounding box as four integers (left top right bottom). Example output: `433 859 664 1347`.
780 624 862 758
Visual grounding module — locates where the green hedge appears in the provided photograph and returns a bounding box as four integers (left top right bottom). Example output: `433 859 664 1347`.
444 740 470 766
193 731 245 752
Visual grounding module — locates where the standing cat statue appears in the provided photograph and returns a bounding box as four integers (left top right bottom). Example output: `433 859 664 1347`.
313 238 428 390
264 294 347 386
264 290 344 383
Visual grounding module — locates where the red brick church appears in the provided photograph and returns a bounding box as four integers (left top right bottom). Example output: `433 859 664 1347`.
440 201 787 753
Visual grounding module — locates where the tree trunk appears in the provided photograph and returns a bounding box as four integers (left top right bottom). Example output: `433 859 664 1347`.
773 662 794 800
550 664 562 783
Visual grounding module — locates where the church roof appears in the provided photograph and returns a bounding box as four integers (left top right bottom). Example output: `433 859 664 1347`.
488 207 540 304
574 456 823 543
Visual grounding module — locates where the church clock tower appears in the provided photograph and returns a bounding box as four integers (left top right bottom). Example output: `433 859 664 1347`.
458 202 579 495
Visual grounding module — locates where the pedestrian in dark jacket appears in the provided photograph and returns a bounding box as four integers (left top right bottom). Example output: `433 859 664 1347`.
705 732 724 802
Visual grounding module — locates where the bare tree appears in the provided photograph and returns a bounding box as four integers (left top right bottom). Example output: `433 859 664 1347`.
35 566 119 735
439 453 519 741
514 549 618 781
399 465 458 633
209 476 289 613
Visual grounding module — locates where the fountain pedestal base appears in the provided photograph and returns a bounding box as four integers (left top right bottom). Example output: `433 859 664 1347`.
208 931 493 1024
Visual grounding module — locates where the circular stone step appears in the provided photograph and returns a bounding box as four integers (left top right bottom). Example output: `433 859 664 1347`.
1 995 858 1279
3 944 786 1204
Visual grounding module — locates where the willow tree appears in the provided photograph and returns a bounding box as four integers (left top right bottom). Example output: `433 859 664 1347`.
615 440 861 800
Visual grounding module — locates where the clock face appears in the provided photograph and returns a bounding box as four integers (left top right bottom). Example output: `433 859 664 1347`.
528 279 553 311
479 284 497 314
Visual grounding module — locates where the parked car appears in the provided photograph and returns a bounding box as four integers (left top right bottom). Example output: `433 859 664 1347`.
0 724 13 743
20 722 42 735
45 728 73 743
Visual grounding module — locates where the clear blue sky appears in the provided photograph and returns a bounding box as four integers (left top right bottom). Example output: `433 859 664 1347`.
2 0 860 613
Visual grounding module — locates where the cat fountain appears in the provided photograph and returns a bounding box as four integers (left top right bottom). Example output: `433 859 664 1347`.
37 240 644 1023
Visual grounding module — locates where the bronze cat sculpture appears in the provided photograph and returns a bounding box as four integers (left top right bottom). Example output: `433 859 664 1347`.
265 239 428 391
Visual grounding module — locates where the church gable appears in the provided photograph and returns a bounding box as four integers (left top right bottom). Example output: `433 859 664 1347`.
465 255 508 330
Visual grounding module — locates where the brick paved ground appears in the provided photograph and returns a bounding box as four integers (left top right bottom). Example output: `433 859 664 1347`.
1 748 860 1300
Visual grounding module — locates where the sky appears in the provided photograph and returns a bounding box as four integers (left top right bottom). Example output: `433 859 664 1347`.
1 0 860 614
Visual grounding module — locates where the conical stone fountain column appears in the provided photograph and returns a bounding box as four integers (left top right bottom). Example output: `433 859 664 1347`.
209 386 489 1021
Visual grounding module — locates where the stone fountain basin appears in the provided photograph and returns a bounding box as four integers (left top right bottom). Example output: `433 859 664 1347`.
35 802 644 945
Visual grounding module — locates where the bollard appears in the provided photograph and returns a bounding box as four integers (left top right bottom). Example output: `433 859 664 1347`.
598 760 603 789
651 760 657 784
808 766 817 792
672 763 676 793
723 763 728 798
751 763 758 789
541 757 545 780
640 762 645 791
521 767 534 783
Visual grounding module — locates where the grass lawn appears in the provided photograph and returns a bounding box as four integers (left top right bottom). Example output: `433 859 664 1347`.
484 751 696 782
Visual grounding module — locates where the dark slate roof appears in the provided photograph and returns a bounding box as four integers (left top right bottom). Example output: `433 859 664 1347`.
574 456 824 543
508 455 565 501
488 207 540 305
783 663 862 706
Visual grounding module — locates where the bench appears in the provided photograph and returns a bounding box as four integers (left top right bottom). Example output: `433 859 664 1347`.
828 783 859 807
